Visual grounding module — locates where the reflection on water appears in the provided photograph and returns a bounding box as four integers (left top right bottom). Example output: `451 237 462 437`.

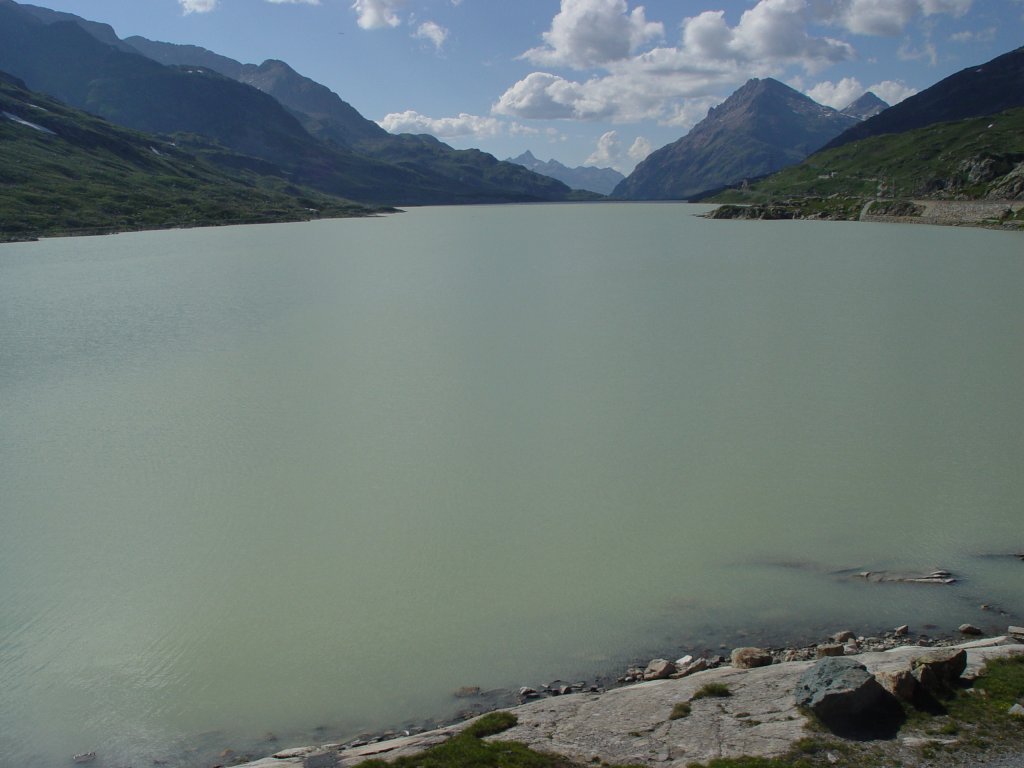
1 205 1022 767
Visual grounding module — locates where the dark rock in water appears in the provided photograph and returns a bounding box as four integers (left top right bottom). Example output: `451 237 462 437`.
454 686 481 698
795 658 890 723
958 624 983 636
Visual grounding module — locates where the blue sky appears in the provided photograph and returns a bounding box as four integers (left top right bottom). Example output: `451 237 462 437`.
27 0 1024 172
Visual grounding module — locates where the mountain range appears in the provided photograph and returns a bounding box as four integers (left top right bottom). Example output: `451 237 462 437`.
0 0 589 206
506 151 625 195
613 78 863 201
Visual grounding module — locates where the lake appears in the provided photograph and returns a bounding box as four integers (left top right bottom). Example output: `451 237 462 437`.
1 203 1022 767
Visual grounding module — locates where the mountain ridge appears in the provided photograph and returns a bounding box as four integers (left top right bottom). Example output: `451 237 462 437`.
823 46 1024 151
0 0 586 206
613 77 859 201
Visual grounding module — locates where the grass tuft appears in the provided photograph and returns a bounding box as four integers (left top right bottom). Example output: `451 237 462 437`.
692 683 732 700
670 702 692 720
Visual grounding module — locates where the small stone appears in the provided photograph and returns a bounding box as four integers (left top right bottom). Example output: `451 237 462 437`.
675 655 693 667
1009 703 1024 718
643 659 678 680
1008 626 1024 638
843 643 860 656
519 687 539 698
832 631 856 643
273 747 316 759
958 624 983 636
558 685 573 696
670 658 708 679
731 647 772 669
894 625 909 637
816 644 845 659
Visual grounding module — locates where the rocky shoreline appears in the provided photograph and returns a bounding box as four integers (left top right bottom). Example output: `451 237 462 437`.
216 619 1023 768
704 198 1024 230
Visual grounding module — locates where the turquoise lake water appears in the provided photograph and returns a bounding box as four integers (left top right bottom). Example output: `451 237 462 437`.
1 204 1022 767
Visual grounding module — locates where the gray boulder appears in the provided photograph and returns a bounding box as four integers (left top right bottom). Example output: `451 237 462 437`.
795 658 889 722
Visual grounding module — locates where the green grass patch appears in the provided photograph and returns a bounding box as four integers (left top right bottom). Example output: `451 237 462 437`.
463 711 518 738
669 702 692 720
357 713 581 768
692 683 732 700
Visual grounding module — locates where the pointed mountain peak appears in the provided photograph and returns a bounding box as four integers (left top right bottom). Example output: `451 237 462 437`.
841 91 889 120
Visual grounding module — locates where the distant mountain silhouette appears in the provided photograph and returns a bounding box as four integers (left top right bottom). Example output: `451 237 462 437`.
840 92 889 121
507 151 623 195
823 46 1024 151
614 78 858 200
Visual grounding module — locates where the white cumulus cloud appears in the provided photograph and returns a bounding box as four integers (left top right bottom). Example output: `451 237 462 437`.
806 76 917 107
179 0 217 13
497 0 859 128
584 130 651 172
414 21 449 51
818 0 972 36
681 0 854 71
379 110 506 138
627 136 652 164
523 0 663 69
352 0 403 29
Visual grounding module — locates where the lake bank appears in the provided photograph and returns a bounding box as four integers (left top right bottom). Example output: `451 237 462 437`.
229 632 1024 768
704 198 1024 229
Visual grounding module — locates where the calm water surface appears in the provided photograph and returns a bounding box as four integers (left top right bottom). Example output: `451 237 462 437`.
1 204 1022 767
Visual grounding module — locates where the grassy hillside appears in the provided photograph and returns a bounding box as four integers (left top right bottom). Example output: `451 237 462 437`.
0 73 383 242
711 108 1024 205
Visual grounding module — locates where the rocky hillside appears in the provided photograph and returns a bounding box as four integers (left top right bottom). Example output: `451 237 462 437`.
613 78 858 201
712 107 1024 204
824 46 1024 151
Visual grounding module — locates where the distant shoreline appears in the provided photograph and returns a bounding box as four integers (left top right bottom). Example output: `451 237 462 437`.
703 197 1024 230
